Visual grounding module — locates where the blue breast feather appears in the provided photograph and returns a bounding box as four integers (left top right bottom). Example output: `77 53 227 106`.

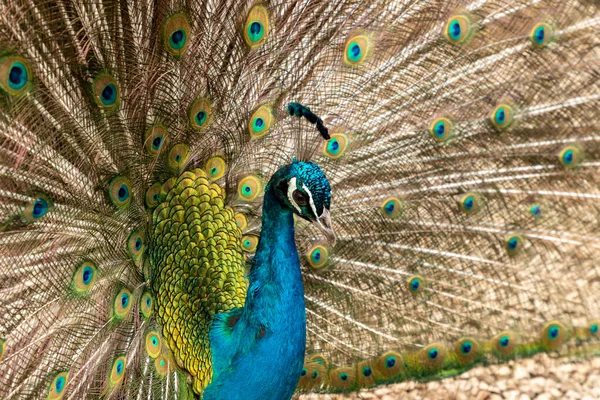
205 189 307 400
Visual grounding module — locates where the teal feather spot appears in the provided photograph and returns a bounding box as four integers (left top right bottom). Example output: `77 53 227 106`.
121 293 129 308
591 324 598 334
562 149 574 165
362 366 372 377
461 341 472 354
534 25 545 44
386 356 396 368
248 22 264 43
448 19 462 41
347 42 362 62
410 277 420 292
169 29 187 50
311 249 322 264
32 198 49 219
195 110 207 126
507 237 519 251
100 83 117 105
499 335 510 347
494 107 506 125
463 195 474 211
312 370 318 379
117 185 129 202
8 62 28 90
252 117 265 133
433 121 446 138
428 348 439 360
151 136 163 151
339 372 348 381
327 138 341 156
55 376 65 393
116 359 124 375
530 203 542 218
300 368 307 377
82 266 93 285
548 325 560 340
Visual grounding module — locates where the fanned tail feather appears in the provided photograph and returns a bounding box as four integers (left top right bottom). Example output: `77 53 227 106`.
0 0 599 398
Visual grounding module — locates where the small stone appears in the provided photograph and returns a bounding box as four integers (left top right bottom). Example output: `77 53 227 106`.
533 394 552 400
513 366 531 380
497 366 512 377
476 391 491 400
503 390 520 400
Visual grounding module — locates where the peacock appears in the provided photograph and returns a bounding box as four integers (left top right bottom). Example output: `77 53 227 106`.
0 0 599 399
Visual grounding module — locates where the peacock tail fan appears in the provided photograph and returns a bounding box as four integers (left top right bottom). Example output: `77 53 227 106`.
0 0 598 399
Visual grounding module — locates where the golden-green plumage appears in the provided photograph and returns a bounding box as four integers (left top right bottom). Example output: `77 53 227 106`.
150 169 247 394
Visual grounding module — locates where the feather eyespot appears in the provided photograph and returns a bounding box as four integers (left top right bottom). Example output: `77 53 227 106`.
127 229 146 261
559 146 582 168
244 5 270 47
381 197 402 218
22 195 53 222
155 356 169 375
145 125 168 156
491 103 515 131
48 372 69 400
444 15 473 45
234 213 248 231
145 331 162 358
0 55 32 95
189 98 212 130
407 275 424 295
168 143 190 169
374 351 403 378
460 193 481 214
242 235 259 252
205 156 226 181
430 117 453 142
529 203 542 218
454 337 479 364
492 331 518 356
108 176 132 209
249 106 274 138
344 34 372 65
73 261 97 294
110 356 126 385
541 321 567 350
93 74 120 110
113 288 132 320
145 183 162 209
163 14 191 57
140 292 153 318
505 234 524 256
323 133 349 158
307 245 329 270
238 175 262 201
530 22 553 48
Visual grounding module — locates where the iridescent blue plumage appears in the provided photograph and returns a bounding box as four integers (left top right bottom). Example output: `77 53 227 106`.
207 162 332 400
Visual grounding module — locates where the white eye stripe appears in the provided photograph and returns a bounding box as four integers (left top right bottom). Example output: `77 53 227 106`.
302 183 319 219
287 177 302 213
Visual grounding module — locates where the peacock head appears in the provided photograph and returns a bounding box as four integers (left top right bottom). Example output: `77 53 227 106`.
270 160 335 244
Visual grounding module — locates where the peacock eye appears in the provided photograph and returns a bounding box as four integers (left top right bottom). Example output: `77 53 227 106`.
292 190 307 206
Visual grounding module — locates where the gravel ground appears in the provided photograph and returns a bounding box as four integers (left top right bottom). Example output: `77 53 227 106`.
297 354 600 400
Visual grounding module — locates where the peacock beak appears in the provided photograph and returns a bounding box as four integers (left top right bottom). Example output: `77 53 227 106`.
315 208 336 246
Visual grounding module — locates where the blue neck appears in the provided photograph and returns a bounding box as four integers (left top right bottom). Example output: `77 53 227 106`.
206 185 307 400
244 187 305 327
